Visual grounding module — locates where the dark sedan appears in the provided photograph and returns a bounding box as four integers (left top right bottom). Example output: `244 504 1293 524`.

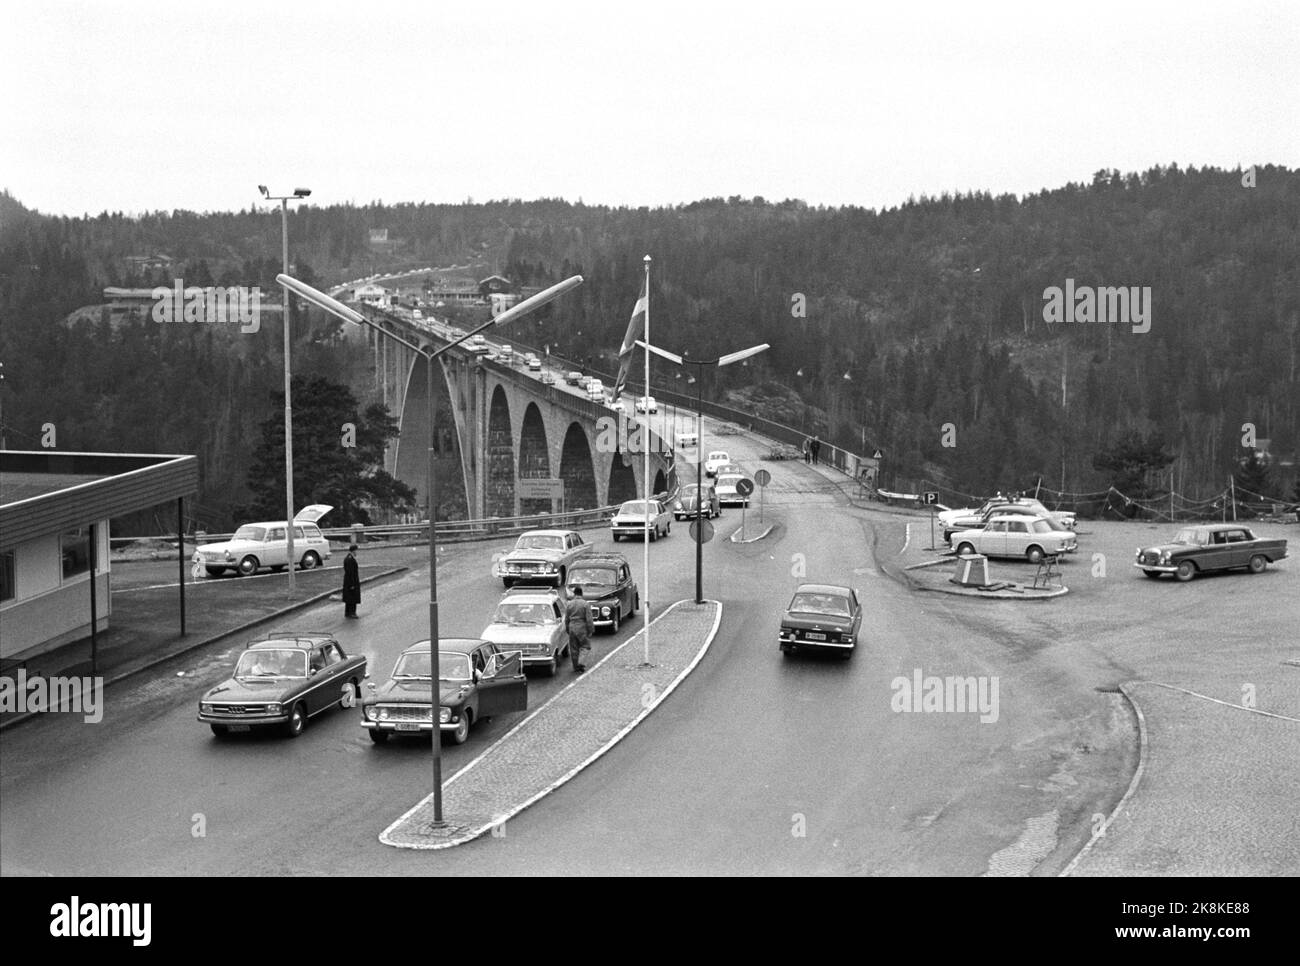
361 638 527 745
567 554 640 633
778 584 863 659
1135 524 1288 581
198 632 367 738
673 483 721 521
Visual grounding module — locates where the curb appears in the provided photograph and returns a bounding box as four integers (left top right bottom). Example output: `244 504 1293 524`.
729 523 775 543
0 567 408 733
909 582 1070 600
378 598 724 850
1059 682 1149 877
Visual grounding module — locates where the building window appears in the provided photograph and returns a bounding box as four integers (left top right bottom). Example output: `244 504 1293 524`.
0 550 14 602
61 528 93 580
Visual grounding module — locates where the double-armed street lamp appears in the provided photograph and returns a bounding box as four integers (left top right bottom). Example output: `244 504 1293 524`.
637 340 769 603
259 185 312 596
278 272 582 825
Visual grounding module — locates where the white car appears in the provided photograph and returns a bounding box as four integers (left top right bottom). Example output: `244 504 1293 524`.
197 505 333 577
949 514 1078 564
676 430 699 448
704 451 731 477
610 499 672 542
465 335 490 354
635 396 658 414
527 356 542 371
565 371 583 385
479 586 570 677
586 380 604 401
715 474 750 507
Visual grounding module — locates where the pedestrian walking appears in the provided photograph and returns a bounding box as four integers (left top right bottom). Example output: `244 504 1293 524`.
342 544 360 619
803 437 811 463
811 436 821 464
565 586 594 672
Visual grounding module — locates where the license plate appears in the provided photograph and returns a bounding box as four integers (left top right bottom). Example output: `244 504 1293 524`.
395 723 421 732
805 632 827 641
228 724 251 733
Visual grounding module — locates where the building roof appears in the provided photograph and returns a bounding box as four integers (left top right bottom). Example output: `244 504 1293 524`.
0 451 198 551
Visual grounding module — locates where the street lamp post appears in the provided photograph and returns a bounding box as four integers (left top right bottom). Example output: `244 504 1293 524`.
278 273 582 825
638 340 769 604
259 185 311 596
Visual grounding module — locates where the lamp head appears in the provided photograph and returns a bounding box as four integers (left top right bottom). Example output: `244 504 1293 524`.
258 185 269 198
293 188 312 198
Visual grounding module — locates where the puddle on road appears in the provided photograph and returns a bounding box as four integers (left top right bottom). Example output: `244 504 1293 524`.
983 809 1060 876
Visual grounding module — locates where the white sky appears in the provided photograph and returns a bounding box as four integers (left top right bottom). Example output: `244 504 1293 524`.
3 0 1297 216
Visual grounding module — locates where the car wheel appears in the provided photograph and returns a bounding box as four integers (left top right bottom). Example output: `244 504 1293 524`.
612 533 621 542
632 593 640 614
368 729 389 744
545 654 558 677
340 677 360 708
956 542 975 557
300 551 321 570
448 711 471 745
666 521 671 535
611 607 621 633
1142 569 1161 579
557 567 566 586
1175 560 1197 582
210 723 229 737
1026 546 1045 565
283 702 306 738
1248 554 1268 574
237 555 260 576
205 567 225 577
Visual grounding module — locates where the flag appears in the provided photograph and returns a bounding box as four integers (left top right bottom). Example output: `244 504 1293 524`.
612 277 648 402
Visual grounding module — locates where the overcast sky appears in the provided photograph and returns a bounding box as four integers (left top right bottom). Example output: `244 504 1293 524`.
3 0 1297 217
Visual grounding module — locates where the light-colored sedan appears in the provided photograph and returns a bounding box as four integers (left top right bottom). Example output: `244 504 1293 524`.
197 505 333 577
635 395 658 414
496 529 592 587
704 451 731 477
949 514 1078 564
479 587 570 677
611 499 672 541
715 474 751 507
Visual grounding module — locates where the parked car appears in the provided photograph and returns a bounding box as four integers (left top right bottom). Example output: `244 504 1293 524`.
1134 524 1288 581
949 514 1078 563
674 483 721 520
197 505 333 577
778 584 863 659
567 554 639 633
479 586 570 676
704 451 731 477
715 473 751 507
635 395 658 414
527 355 542 371
496 529 593 587
361 638 527 745
942 501 1075 544
198 631 366 737
540 370 556 385
565 371 583 385
676 430 699 448
611 499 672 541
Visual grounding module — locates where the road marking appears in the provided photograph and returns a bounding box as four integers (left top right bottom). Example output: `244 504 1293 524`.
901 523 911 554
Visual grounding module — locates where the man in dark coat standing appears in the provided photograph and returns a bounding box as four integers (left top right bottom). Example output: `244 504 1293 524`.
565 586 594 673
342 544 361 619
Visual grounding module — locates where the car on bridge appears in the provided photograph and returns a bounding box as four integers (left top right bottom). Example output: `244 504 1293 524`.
949 514 1078 563
196 505 333 577
1135 524 1288 581
676 429 699 449
673 483 720 520
778 584 862 659
715 473 751 507
480 586 571 676
526 354 542 371
497 529 593 587
565 371 583 385
635 395 658 414
586 379 605 401
567 554 639 633
198 631 366 737
704 451 732 477
540 370 556 385
361 638 527 745
611 499 672 541
466 335 490 354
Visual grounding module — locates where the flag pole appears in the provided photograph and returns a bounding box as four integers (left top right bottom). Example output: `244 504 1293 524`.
642 254 652 665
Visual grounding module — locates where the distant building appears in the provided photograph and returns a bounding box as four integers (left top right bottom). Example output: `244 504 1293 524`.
354 283 389 304
368 228 389 244
425 278 482 304
478 275 515 297
123 254 174 275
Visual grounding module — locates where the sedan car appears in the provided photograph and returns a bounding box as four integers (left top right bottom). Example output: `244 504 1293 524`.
611 499 672 541
362 638 527 745
496 529 592 587
941 500 1075 545
1135 524 1288 581
949 514 1078 563
715 473 751 507
566 554 639 633
480 586 570 676
198 632 366 737
673 483 721 520
197 505 333 577
778 584 863 658
635 395 658 414
704 451 731 477
565 371 583 385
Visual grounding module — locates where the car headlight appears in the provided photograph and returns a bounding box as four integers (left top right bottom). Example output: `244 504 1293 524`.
224 552 234 561
601 606 611 617
440 707 451 723
364 706 377 721
379 707 390 720
266 703 282 714
1161 551 1171 564
200 702 213 713
543 563 556 572
674 501 683 510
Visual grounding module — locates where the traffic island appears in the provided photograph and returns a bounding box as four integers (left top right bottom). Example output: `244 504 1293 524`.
902 556 1069 599
379 599 723 849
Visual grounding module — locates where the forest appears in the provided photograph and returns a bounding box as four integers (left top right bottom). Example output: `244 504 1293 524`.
1 163 1296 532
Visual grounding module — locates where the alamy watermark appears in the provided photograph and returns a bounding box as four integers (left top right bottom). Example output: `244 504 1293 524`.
0 671 104 723
151 280 261 333
1042 278 1150 334
890 668 999 723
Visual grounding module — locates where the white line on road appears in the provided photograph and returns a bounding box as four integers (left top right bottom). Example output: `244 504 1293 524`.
901 523 911 554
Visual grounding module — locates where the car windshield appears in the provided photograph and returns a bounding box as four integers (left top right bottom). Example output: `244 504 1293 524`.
708 453 727 461
718 475 743 486
619 501 654 514
392 650 472 681
515 534 563 551
1172 528 1209 546
236 648 307 678
570 567 616 586
493 601 554 624
789 593 852 617
232 525 266 542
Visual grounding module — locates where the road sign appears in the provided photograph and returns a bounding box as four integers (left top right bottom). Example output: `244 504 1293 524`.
517 478 564 500
872 449 884 460
736 478 755 497
689 519 715 544
754 469 771 487
922 491 940 505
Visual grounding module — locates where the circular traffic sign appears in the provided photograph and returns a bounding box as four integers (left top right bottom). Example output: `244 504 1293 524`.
689 519 715 544
754 469 771 487
735 478 755 497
